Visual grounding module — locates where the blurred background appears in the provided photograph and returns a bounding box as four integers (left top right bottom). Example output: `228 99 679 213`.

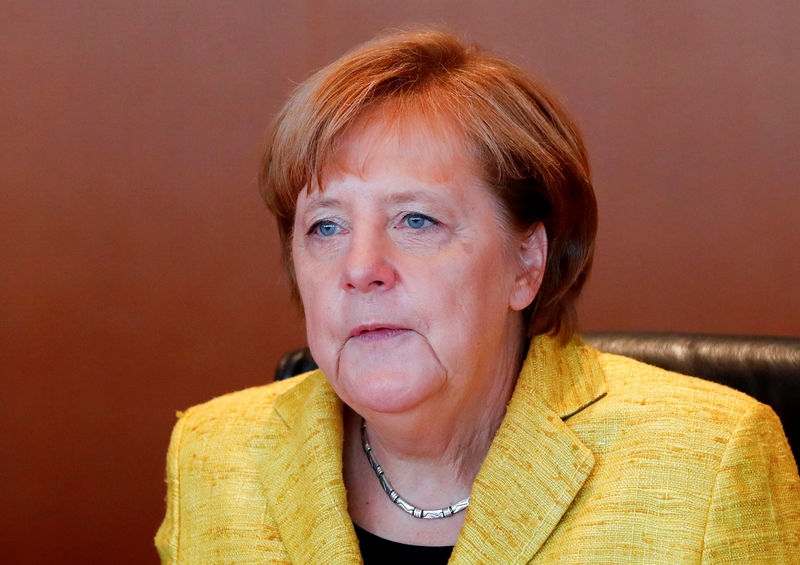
2 1 798 562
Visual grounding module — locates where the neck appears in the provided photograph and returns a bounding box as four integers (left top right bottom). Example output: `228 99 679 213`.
346 328 527 503
342 318 528 545
354 387 509 483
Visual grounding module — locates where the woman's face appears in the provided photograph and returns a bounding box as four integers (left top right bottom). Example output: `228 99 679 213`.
291 117 545 417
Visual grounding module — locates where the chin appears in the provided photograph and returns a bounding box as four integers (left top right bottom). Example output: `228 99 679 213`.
335 364 446 415
327 331 447 414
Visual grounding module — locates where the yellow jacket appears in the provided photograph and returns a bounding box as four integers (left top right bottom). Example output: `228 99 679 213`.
156 336 800 563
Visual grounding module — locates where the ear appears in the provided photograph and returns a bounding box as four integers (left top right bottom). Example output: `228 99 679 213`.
509 223 547 311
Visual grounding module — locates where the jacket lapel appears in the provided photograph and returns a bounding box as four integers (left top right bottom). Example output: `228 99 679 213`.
255 336 606 564
257 371 362 564
452 336 606 564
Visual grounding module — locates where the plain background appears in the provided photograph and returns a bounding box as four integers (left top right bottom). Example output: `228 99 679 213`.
2 1 798 562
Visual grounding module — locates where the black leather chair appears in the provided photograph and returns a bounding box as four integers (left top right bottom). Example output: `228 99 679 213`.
275 332 800 455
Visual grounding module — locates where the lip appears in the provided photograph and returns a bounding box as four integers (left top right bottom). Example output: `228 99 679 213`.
348 324 411 342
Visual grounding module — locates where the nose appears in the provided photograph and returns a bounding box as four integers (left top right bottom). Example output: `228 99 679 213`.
342 229 397 293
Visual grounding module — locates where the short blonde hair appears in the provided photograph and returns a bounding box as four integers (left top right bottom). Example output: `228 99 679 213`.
260 29 597 340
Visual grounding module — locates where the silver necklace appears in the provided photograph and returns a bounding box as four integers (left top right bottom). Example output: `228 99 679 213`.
360 418 470 519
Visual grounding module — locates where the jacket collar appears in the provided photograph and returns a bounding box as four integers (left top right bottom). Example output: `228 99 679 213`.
521 334 607 419
451 335 606 563
258 372 361 564
258 335 606 564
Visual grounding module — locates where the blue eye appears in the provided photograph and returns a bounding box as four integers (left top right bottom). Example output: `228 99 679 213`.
403 213 437 229
310 220 340 237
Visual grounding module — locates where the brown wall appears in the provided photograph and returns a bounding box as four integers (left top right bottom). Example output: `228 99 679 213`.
2 2 798 563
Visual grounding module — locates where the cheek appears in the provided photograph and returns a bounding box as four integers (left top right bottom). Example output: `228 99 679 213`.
293 254 334 349
297 281 333 336
439 248 517 345
436 243 514 306
416 252 505 337
294 241 331 307
301 296 342 382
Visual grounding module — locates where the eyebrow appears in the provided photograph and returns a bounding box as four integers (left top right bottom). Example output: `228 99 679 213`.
385 190 445 206
302 195 343 211
304 190 445 211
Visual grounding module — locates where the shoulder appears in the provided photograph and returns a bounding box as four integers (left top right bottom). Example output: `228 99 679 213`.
157 375 312 563
566 352 799 558
170 373 313 446
597 351 765 422
573 352 787 470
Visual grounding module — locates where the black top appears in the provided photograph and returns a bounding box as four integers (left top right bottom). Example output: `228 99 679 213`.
354 523 454 565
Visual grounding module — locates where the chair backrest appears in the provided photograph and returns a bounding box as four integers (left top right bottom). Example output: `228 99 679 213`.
275 332 800 455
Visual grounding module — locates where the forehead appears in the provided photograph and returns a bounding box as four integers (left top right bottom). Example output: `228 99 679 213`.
324 105 481 187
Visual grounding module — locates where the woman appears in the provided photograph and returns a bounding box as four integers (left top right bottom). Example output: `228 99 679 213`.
156 30 799 563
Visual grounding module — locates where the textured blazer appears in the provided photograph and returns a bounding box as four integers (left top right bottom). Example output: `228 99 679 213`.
156 336 800 563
